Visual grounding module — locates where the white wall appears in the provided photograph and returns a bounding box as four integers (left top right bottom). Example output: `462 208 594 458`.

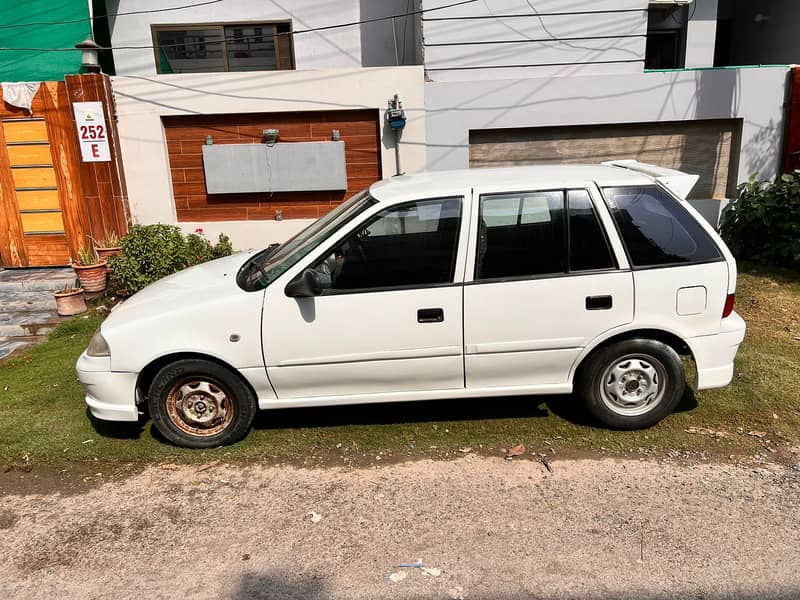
421 0 648 81
112 67 426 250
107 0 363 75
424 66 789 220
685 0 718 68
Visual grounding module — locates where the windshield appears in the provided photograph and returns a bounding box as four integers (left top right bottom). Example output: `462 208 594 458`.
237 191 376 291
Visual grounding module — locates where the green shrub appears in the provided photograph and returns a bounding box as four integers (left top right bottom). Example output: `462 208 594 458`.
185 233 211 266
108 225 234 295
720 172 800 269
211 233 233 260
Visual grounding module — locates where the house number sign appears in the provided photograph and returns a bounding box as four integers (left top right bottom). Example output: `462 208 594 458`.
72 101 111 162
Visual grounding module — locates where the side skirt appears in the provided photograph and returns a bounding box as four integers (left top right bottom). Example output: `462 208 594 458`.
256 383 573 410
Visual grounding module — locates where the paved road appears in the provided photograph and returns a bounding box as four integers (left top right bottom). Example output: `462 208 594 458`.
2 456 800 599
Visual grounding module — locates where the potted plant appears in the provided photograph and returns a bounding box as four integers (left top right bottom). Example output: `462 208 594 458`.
72 245 107 293
92 231 122 260
53 280 86 316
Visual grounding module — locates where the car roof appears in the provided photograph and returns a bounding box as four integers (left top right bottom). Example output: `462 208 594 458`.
369 164 655 204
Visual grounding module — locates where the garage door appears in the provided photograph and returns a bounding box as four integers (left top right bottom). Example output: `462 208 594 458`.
469 119 742 199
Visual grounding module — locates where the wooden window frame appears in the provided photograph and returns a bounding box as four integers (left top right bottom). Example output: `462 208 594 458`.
151 20 295 74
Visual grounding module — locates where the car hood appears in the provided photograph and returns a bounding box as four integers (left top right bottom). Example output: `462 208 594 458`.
103 251 257 328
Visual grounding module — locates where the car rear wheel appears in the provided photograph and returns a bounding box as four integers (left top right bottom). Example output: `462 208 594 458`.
578 339 685 429
148 358 257 448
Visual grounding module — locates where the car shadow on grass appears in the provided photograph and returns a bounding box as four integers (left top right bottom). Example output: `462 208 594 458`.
252 394 554 432
87 408 146 440
87 386 699 443
251 386 698 433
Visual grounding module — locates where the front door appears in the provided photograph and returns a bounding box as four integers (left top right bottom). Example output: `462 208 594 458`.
463 186 634 388
263 195 467 400
0 115 71 266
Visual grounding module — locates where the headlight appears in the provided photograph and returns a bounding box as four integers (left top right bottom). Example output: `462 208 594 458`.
87 331 111 357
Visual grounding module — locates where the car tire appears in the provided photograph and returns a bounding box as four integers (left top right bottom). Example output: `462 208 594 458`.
578 339 685 430
148 358 257 448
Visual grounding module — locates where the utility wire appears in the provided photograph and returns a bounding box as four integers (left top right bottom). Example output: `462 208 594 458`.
0 0 226 30
425 34 646 47
422 8 647 20
0 0 478 51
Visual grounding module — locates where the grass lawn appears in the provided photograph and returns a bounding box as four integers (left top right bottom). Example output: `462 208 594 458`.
1 265 799 467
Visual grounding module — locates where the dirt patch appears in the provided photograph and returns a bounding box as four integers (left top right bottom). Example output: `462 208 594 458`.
2 456 800 599
0 461 144 497
0 508 17 529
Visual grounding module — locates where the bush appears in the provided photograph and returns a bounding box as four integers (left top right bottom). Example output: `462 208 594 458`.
108 225 234 295
720 172 800 269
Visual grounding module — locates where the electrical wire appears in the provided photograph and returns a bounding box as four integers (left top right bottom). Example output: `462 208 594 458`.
524 0 590 51
0 0 226 30
422 8 647 21
0 0 478 51
400 0 413 64
425 34 645 47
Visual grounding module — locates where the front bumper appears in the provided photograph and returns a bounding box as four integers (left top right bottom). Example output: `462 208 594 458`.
76 352 140 422
687 312 747 390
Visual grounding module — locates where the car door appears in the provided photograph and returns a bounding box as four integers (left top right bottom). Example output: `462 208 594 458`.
463 185 634 389
262 195 468 400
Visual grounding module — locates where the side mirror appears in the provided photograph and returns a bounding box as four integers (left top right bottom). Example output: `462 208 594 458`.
284 268 323 298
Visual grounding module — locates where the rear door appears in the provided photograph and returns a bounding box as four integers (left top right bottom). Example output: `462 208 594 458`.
601 184 728 338
463 185 634 389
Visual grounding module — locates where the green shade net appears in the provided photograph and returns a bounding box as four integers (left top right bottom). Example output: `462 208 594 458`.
0 0 91 82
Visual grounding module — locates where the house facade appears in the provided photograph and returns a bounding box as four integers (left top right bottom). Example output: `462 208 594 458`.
421 0 795 224
102 0 799 251
106 0 423 248
3 0 794 263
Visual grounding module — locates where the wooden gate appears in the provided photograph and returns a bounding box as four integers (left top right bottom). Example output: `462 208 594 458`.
0 76 129 268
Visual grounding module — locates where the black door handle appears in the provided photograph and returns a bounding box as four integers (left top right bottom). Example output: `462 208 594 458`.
586 295 613 310
417 308 444 323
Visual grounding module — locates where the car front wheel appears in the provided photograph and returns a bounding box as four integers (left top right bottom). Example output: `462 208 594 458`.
148 358 257 448
578 339 685 429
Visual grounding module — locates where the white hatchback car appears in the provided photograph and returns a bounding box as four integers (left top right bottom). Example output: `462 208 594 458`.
77 161 745 448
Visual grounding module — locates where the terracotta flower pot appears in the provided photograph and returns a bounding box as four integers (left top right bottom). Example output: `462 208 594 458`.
54 289 87 316
96 247 121 260
73 261 108 293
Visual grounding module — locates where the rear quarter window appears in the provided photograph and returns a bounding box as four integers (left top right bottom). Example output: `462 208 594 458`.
602 185 722 267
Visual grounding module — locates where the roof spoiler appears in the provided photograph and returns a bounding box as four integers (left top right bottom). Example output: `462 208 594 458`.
601 160 699 200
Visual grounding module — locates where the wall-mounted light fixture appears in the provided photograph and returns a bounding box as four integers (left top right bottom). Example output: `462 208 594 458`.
75 38 103 73
263 128 280 144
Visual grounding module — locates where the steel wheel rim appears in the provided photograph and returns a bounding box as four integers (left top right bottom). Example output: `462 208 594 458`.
165 377 235 437
598 353 667 417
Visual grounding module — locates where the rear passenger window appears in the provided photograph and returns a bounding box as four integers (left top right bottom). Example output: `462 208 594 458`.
603 186 721 267
476 191 565 279
568 190 615 271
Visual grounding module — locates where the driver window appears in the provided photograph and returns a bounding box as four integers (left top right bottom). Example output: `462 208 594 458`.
311 197 462 292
